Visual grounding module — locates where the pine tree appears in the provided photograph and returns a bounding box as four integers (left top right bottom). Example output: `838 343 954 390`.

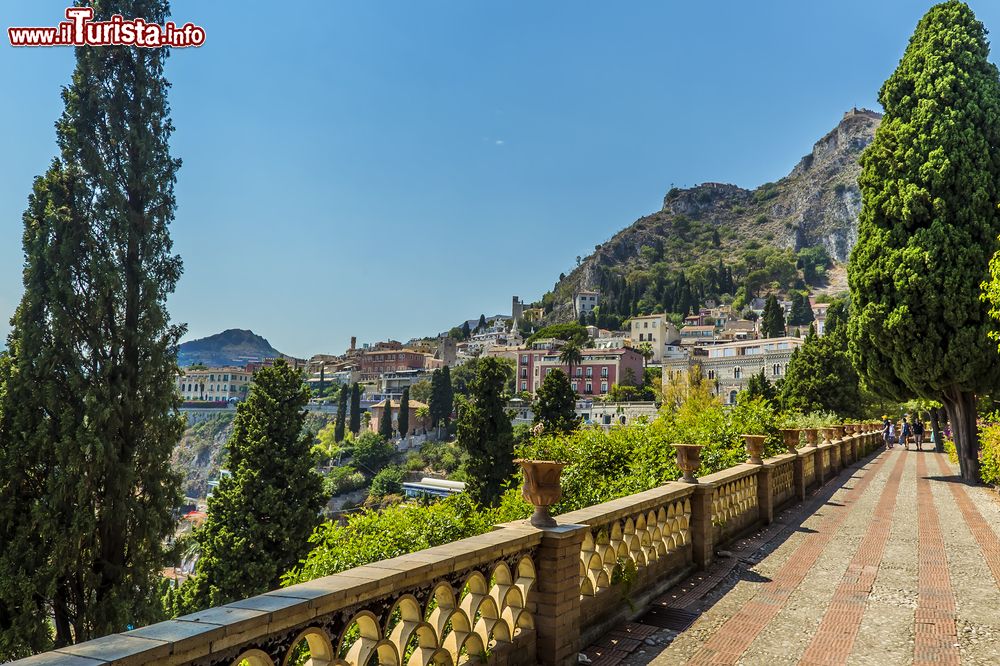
477 314 487 331
398 388 410 436
851 1 1000 482
533 369 579 434
380 399 395 440
742 369 777 404
334 384 348 442
1 2 186 650
349 383 361 434
456 357 516 506
179 361 324 611
761 294 785 338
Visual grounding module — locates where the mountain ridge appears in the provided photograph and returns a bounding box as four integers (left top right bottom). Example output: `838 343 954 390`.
177 328 283 367
539 108 881 323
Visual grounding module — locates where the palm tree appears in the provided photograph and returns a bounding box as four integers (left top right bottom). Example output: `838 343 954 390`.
637 342 654 368
559 342 584 385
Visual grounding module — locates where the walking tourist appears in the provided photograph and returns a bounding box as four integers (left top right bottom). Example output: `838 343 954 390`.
901 417 912 450
913 417 925 451
882 416 891 450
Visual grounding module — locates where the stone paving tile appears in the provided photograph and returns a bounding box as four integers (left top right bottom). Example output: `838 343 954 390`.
607 448 1000 666
929 453 1000 665
739 452 902 665
653 451 896 665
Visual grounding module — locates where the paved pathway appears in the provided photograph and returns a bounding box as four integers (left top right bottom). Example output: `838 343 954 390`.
582 449 1000 666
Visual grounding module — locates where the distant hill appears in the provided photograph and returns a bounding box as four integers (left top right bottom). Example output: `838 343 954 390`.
540 108 881 324
177 329 283 367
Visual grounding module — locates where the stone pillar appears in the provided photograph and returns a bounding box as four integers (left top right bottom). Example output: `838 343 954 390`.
793 452 807 501
690 484 715 570
534 524 588 666
814 446 826 486
757 466 774 525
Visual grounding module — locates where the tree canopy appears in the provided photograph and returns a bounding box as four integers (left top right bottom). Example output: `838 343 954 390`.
178 360 324 612
849 0 1000 481
533 369 580 434
456 357 516 506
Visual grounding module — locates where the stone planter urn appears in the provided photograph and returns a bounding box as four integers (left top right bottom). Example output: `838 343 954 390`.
804 428 819 447
674 444 703 483
821 427 838 446
780 428 801 455
743 435 766 465
833 425 846 441
516 459 566 528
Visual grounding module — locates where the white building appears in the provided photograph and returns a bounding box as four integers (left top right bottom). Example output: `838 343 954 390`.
574 290 600 318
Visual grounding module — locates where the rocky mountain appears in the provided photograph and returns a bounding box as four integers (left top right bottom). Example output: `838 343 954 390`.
542 108 881 322
177 328 284 367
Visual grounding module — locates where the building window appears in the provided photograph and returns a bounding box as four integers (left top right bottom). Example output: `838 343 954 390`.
521 368 527 378
576 367 582 378
734 367 742 379
585 382 593 394
601 381 608 393
773 363 780 376
707 370 715 380
644 322 648 329
521 355 528 364
601 367 609 378
521 381 527 391
571 381 578 392
586 367 593 378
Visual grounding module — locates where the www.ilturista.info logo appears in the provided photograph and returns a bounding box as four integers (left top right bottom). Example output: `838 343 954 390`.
9 7 205 48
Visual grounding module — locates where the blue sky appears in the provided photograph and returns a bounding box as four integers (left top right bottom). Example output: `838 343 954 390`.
2 1 999 358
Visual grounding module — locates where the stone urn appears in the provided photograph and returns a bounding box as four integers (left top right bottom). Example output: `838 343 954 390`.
833 425 846 441
674 444 703 483
780 428 801 455
743 435 766 465
516 459 566 528
821 427 838 446
803 428 819 447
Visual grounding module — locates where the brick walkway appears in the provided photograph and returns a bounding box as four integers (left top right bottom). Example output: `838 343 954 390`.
583 449 1000 666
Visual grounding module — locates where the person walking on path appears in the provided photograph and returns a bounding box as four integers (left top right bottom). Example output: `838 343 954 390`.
888 421 896 449
913 417 925 451
901 417 912 450
882 416 892 450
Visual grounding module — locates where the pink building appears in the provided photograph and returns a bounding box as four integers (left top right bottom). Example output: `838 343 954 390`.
515 348 645 396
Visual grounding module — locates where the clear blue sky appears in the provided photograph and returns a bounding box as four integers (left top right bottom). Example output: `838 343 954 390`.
3 1 999 358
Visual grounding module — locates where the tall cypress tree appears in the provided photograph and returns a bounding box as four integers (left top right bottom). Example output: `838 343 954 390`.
429 368 444 425
1 1 185 651
380 399 395 440
761 294 785 338
398 388 410 436
179 361 324 611
441 365 454 424
851 1 1000 482
456 357 515 506
349 382 361 434
334 384 348 442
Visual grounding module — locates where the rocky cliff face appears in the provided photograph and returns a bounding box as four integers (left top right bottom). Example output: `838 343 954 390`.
544 109 880 321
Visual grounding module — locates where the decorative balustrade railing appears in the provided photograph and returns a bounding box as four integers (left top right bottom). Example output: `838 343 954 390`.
12 426 884 666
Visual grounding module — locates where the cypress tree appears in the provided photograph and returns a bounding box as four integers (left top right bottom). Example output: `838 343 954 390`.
429 368 443 425
441 365 454 424
456 357 516 506
398 388 410 436
334 384 348 442
850 1 1000 482
761 294 785 338
1 1 185 650
461 321 471 340
379 399 395 440
179 361 324 611
533 369 579 434
788 291 814 326
349 383 361 434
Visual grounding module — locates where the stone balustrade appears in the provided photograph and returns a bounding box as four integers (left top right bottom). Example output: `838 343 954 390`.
13 425 884 666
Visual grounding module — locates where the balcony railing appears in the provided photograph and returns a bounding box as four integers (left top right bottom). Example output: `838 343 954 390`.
12 427 882 666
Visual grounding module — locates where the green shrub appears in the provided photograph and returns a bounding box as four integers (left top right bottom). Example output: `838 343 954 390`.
979 424 1000 486
370 465 406 498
